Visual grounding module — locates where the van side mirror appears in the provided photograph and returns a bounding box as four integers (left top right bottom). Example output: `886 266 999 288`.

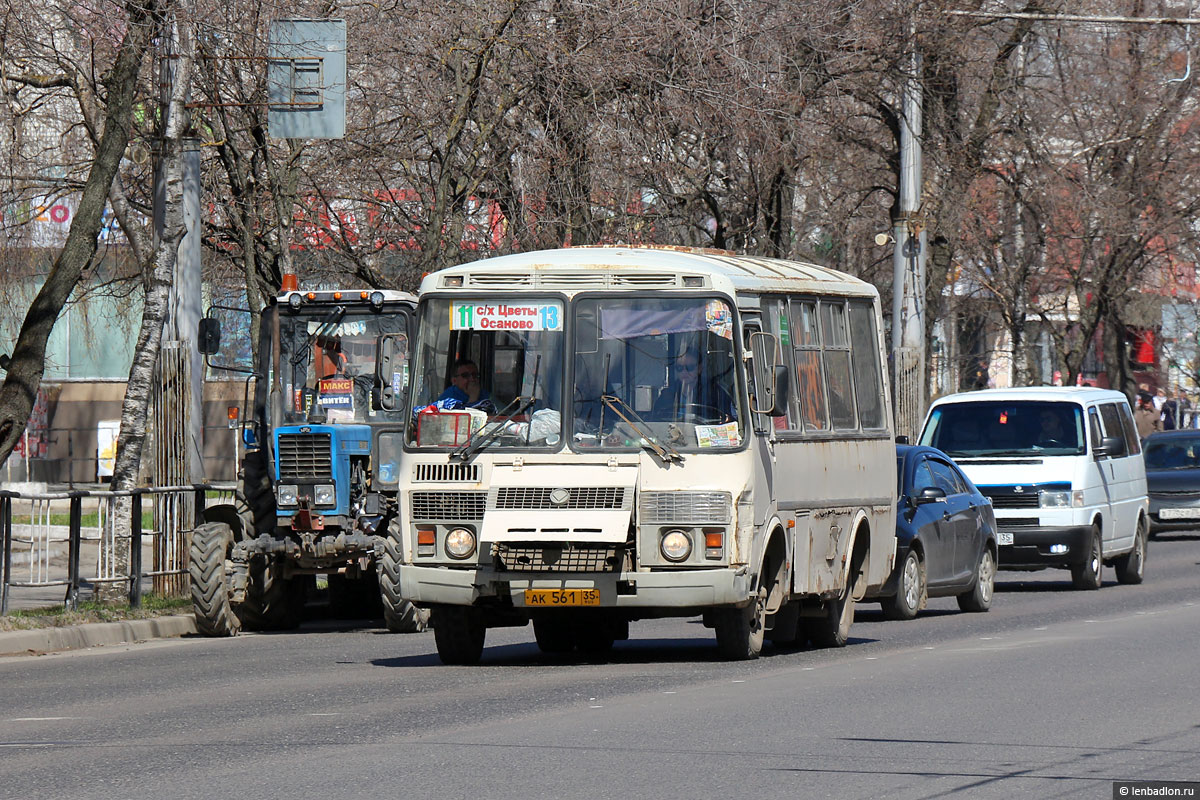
914 486 947 505
198 317 221 355
1094 435 1125 457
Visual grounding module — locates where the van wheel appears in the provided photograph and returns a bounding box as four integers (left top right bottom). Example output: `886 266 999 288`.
1070 525 1103 590
881 549 925 620
958 546 995 612
1114 517 1147 585
714 583 766 660
807 581 855 648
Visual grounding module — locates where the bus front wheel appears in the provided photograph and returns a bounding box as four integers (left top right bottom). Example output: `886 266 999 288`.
714 583 766 660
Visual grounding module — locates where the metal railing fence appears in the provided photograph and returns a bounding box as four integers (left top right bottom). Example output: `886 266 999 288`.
0 483 238 614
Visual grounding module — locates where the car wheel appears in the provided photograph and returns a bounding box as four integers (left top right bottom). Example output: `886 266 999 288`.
1070 525 1103 590
1114 516 1147 585
881 549 925 621
957 546 996 612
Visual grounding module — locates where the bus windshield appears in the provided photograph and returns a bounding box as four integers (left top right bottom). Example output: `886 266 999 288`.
407 296 565 448
921 400 1085 457
277 309 410 425
572 296 743 452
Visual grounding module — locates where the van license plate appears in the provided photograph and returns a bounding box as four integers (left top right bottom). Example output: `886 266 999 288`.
997 532 1014 545
524 589 601 607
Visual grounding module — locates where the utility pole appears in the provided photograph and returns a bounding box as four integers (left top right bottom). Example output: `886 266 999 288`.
891 24 927 441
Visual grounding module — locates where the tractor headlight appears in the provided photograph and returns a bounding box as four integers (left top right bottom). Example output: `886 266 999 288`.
445 528 476 559
277 484 298 507
314 485 336 507
660 529 693 562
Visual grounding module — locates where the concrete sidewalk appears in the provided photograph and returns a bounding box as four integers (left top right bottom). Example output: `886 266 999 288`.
0 614 197 657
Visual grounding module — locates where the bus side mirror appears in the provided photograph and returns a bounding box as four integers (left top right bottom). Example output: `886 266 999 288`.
749 331 787 416
376 333 408 410
198 317 221 355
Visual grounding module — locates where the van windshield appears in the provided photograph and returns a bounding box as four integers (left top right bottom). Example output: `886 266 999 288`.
920 401 1086 458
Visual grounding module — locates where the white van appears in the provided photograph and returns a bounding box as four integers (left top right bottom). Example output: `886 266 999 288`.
918 387 1148 589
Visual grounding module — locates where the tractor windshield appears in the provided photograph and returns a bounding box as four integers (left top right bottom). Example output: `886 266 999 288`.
276 308 410 424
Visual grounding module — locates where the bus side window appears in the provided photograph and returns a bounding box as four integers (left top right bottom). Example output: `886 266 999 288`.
849 301 886 428
790 299 829 432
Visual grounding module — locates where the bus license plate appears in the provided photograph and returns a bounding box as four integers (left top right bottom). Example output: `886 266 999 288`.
524 589 601 607
997 531 1014 546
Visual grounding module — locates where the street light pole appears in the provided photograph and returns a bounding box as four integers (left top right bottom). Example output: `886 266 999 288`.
892 30 927 441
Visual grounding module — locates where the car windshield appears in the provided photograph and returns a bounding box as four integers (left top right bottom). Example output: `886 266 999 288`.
571 296 743 452
407 296 565 448
277 310 410 424
1144 437 1200 470
920 401 1085 457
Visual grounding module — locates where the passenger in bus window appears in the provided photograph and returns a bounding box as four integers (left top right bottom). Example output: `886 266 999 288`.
652 348 735 423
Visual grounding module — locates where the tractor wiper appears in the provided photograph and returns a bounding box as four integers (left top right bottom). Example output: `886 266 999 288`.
292 305 347 366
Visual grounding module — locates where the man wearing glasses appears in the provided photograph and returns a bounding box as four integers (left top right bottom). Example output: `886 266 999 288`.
421 358 496 414
652 348 735 423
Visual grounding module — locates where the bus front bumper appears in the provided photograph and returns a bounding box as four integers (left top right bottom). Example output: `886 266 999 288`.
395 564 751 609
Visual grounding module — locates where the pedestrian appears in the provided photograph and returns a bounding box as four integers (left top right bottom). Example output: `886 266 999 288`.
1162 388 1180 431
1135 393 1162 439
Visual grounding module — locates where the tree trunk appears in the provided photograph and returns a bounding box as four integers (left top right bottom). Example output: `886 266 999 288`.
0 0 164 464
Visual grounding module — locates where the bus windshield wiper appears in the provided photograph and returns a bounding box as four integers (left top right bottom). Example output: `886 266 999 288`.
600 394 683 465
450 396 536 463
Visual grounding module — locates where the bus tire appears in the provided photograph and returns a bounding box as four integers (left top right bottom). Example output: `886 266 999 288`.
714 583 766 660
533 617 576 653
188 522 242 637
808 581 854 648
432 606 486 665
379 518 430 633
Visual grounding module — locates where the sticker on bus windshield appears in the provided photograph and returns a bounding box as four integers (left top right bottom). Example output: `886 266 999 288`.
706 300 733 340
696 421 740 448
450 302 563 332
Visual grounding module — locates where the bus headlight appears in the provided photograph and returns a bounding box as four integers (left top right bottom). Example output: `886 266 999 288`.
445 528 476 559
314 485 336 507
660 529 693 562
277 484 298 507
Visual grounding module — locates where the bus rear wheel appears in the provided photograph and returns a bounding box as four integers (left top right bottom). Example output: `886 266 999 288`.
807 582 854 648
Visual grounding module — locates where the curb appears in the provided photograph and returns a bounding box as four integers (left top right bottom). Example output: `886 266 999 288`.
0 614 198 657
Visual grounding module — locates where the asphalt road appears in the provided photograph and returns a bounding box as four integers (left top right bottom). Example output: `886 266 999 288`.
2 531 1199 800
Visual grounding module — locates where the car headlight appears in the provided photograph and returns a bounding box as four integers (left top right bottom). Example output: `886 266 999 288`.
277 484 298 507
314 485 336 507
445 527 476 559
660 529 693 562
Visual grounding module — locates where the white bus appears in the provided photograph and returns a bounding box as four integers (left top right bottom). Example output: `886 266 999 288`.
383 245 897 663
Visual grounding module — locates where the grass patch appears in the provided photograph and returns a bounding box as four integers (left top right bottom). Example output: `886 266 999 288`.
12 512 156 529
0 593 192 632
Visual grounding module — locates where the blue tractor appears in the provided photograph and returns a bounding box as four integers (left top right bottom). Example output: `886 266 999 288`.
189 285 426 635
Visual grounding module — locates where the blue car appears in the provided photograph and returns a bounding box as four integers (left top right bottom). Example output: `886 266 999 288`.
869 445 999 619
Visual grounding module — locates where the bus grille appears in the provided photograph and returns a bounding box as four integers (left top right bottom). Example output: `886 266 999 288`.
277 433 333 480
640 491 732 524
411 491 487 521
413 463 481 482
495 543 623 573
493 487 627 510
